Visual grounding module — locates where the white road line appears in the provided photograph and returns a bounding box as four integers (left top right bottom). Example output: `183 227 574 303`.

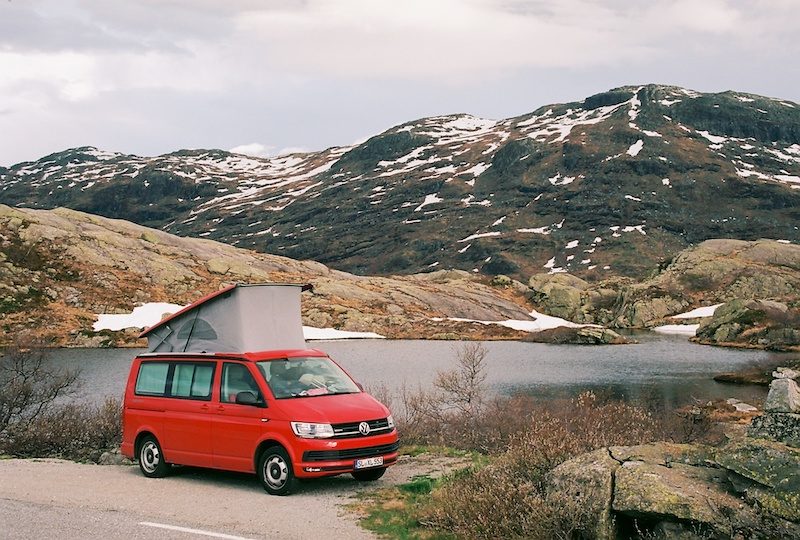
139 521 256 539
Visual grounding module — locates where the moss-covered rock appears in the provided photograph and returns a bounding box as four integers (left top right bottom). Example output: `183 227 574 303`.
716 438 800 522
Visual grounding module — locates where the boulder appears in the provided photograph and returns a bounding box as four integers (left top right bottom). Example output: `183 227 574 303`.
528 273 588 321
715 438 800 522
775 368 800 380
764 378 800 413
527 326 632 345
749 413 800 448
547 448 618 540
547 440 800 538
612 460 747 526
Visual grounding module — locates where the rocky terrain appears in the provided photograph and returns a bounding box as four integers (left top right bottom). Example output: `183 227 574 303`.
2 85 799 283
528 238 800 330
0 205 538 347
548 368 800 539
695 299 800 351
4 204 800 348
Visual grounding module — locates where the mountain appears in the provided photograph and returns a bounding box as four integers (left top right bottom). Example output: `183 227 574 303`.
0 205 534 347
2 84 799 282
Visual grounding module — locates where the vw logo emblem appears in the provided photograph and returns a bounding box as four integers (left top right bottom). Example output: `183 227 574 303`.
358 421 370 435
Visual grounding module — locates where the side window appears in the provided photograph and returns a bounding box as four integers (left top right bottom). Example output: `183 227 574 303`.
221 363 263 404
135 362 169 396
135 361 214 400
171 363 214 400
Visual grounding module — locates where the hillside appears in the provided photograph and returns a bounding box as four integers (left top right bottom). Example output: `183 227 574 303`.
2 84 798 282
0 205 536 347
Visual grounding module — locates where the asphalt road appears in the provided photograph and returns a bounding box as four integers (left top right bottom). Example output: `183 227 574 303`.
0 458 390 539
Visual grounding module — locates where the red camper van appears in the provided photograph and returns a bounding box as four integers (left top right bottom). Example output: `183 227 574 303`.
121 284 398 495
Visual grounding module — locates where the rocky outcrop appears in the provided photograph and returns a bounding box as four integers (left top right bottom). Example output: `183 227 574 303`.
548 368 800 538
525 326 632 345
527 240 800 332
693 299 800 350
548 439 800 538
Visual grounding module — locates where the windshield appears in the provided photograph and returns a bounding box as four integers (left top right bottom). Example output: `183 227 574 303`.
257 357 361 399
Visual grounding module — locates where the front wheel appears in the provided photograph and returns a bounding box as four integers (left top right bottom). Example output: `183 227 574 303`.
138 435 169 478
352 467 386 482
258 446 296 496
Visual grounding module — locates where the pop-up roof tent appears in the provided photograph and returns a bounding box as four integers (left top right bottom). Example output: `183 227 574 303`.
140 283 312 353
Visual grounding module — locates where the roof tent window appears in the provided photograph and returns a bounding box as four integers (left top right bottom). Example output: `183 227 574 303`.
176 318 217 340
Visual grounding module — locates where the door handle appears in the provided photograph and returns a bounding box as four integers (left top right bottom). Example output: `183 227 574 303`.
200 404 209 411
261 418 270 423
217 406 225 412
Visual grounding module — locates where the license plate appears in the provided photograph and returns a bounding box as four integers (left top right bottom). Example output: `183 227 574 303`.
355 456 383 469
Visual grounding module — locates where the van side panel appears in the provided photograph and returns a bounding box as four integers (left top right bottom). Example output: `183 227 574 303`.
158 396 214 468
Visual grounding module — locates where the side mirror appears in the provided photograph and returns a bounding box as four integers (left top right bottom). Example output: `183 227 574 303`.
235 391 262 406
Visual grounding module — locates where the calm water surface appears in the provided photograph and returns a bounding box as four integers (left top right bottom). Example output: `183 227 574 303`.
46 332 791 408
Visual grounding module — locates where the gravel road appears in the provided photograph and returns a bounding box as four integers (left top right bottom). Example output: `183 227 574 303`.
0 455 466 539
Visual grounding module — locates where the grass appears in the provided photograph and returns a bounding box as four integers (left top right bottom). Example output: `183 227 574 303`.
353 474 454 540
352 446 484 539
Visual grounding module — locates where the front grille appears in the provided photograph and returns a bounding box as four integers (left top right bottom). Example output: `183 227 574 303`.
303 442 400 462
331 418 392 438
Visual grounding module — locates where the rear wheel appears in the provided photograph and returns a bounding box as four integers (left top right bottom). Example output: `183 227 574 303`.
258 446 296 496
138 435 169 478
352 467 386 481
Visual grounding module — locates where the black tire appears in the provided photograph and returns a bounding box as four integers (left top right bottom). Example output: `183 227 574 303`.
258 446 297 496
352 467 387 482
137 435 169 478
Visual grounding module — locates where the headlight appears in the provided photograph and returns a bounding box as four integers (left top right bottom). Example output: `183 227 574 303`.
386 415 395 429
291 421 334 438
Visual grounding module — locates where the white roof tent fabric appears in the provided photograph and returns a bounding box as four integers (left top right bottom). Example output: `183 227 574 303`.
140 283 312 353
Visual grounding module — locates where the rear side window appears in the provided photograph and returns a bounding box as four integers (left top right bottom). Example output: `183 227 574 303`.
135 361 215 400
135 362 169 396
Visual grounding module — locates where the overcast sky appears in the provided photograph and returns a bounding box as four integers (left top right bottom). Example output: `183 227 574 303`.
1 0 798 166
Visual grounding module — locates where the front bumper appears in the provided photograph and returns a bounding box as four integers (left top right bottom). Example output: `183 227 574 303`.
291 431 399 477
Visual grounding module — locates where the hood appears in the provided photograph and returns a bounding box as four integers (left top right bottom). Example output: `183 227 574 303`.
274 392 390 423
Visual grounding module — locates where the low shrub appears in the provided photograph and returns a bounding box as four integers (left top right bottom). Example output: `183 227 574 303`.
412 392 671 539
0 343 122 462
1 397 122 462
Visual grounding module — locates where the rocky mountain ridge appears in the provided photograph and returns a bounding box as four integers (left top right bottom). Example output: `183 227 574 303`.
2 84 799 282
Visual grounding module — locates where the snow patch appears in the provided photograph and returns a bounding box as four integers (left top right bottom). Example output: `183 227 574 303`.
434 309 587 334
652 324 700 336
549 172 576 186
414 193 443 212
458 231 501 243
671 304 723 319
697 130 727 144
303 327 385 340
626 140 644 157
94 303 185 331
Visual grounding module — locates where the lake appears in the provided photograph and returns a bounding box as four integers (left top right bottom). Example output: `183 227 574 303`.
44 332 790 409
